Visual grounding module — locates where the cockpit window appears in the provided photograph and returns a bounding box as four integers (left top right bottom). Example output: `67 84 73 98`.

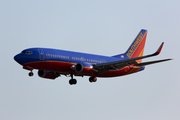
21 50 33 54
21 50 26 53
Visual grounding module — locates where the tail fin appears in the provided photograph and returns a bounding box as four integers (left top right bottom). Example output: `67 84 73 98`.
125 29 147 63
112 29 148 63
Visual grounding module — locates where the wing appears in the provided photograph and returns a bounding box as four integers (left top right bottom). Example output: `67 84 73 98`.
94 42 172 74
135 59 172 66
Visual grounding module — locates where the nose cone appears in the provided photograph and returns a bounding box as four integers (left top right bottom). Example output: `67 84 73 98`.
14 54 28 65
14 52 33 65
14 54 22 64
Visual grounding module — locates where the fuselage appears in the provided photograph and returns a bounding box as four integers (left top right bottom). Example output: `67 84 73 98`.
14 48 144 77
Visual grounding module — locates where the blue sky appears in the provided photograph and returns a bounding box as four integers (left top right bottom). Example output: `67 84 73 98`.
0 0 179 120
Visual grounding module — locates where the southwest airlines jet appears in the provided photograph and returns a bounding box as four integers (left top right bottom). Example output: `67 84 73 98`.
14 29 171 85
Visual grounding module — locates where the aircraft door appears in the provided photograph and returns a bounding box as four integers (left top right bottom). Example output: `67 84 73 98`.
38 49 45 60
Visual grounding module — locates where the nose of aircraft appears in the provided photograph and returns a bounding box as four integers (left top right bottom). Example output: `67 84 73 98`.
14 54 26 65
14 54 21 64
14 52 33 65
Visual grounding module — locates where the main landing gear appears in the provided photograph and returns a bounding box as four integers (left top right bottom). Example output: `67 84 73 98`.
89 76 97 83
68 75 97 85
69 74 77 85
23 66 34 77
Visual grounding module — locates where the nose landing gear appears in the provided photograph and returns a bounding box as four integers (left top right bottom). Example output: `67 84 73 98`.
28 71 34 76
23 66 34 77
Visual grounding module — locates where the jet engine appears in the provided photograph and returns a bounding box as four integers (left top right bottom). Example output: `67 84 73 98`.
38 70 59 80
73 62 95 74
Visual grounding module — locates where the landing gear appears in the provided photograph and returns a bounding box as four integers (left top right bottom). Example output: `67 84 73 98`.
89 76 97 83
69 74 77 85
69 79 77 85
23 66 34 77
28 71 34 76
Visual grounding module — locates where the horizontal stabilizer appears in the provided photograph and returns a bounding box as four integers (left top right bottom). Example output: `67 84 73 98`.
136 59 172 66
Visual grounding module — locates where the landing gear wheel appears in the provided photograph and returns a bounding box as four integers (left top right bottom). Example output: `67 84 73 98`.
29 72 34 76
89 78 93 83
89 76 97 83
69 79 77 85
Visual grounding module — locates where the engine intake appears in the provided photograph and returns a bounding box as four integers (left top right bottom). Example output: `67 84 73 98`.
74 62 94 74
75 63 83 73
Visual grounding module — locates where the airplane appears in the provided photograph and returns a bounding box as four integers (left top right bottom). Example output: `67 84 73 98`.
14 29 172 85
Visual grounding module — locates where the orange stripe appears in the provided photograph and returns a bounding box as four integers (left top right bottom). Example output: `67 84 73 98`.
126 67 141 75
136 47 145 63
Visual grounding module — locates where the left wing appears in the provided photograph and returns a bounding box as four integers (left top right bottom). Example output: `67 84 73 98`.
94 42 172 73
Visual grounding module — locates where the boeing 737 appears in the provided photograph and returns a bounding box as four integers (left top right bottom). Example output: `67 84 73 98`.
14 29 171 85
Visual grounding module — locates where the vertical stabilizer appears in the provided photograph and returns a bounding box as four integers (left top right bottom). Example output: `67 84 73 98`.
125 29 147 63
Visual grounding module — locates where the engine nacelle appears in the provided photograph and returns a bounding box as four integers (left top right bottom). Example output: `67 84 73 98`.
74 62 94 74
38 70 59 80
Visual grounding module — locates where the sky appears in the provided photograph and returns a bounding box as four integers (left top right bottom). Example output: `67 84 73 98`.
0 0 180 120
